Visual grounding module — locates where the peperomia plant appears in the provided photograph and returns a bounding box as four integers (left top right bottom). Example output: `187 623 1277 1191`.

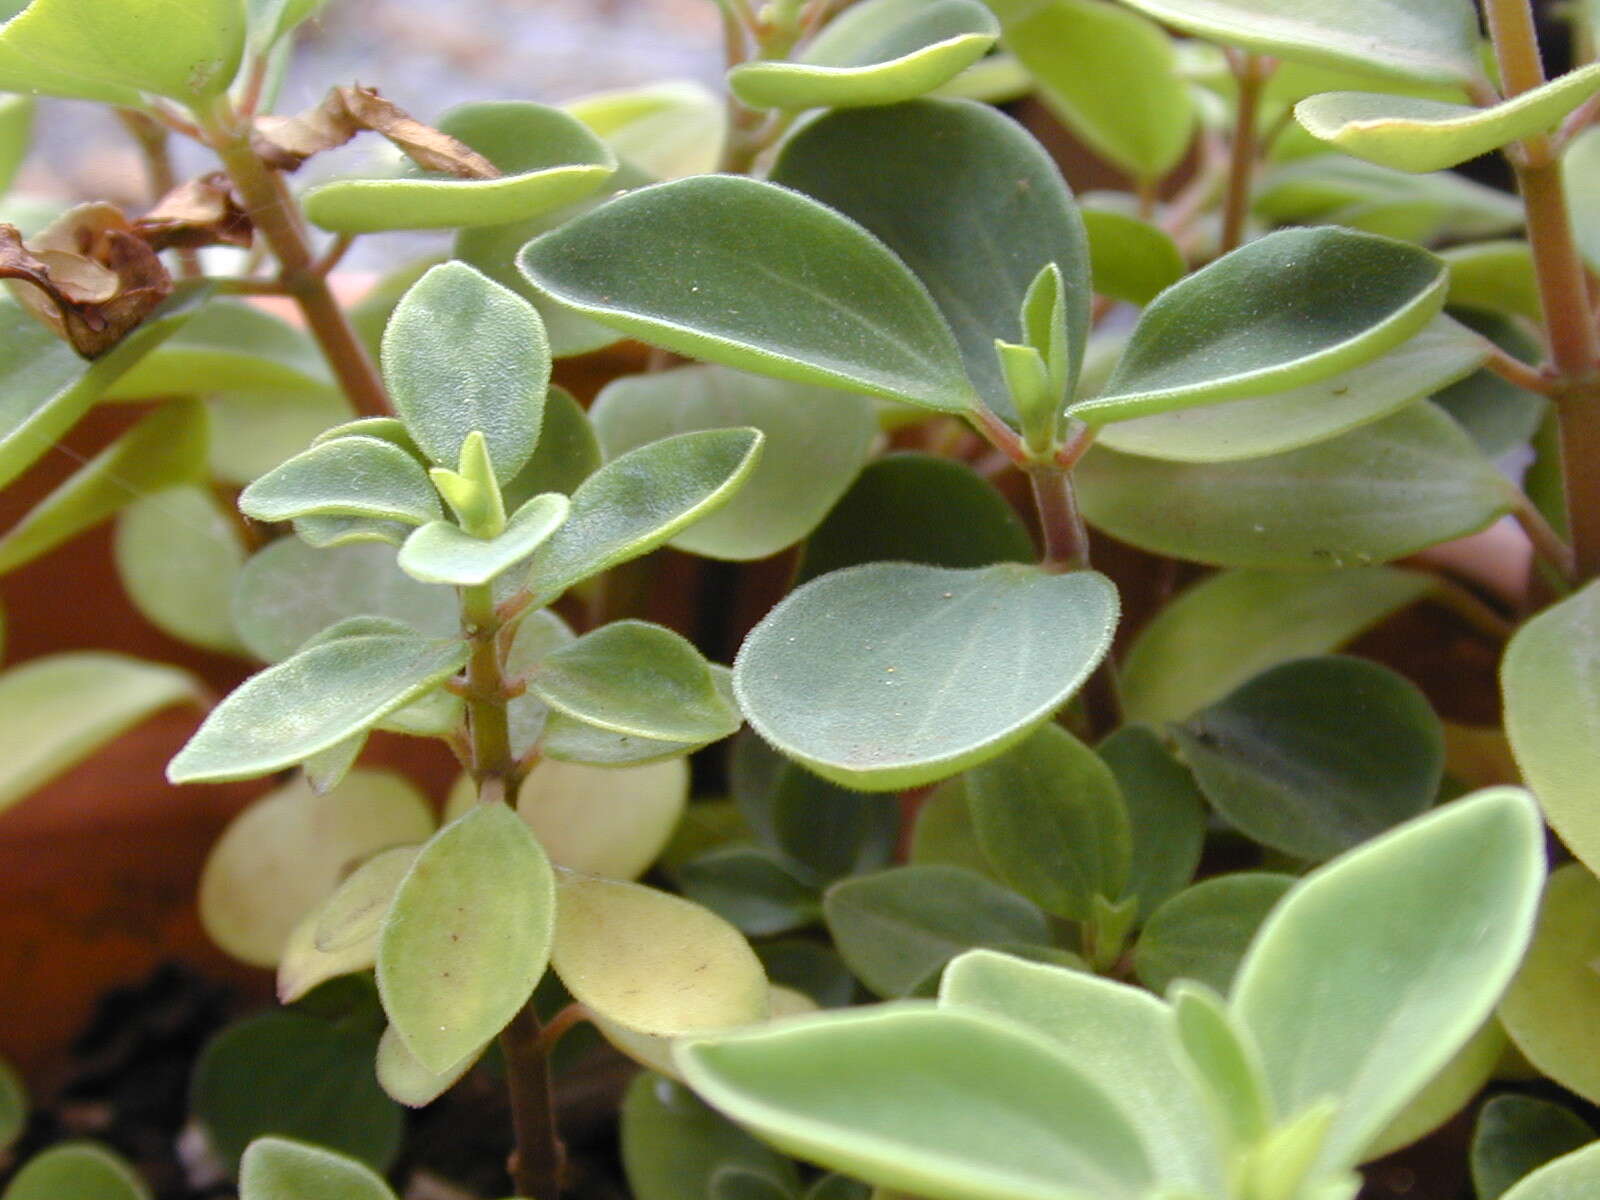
6 0 1600 1197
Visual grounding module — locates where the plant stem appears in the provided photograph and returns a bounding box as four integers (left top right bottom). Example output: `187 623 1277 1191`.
1486 0 1600 580
1026 466 1089 571
460 581 564 1196
204 107 390 418
118 109 203 278
1219 51 1266 255
1513 491 1579 584
500 997 565 1200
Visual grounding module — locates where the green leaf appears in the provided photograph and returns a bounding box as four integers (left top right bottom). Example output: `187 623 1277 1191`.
0 396 208 575
1168 981 1273 1149
374 1023 483 1108
246 0 330 50
676 846 822 937
770 98 1090 413
730 0 997 111
168 634 468 783
1134 873 1296 996
276 909 384 1005
621 1073 799 1200
378 802 555 1073
398 492 568 586
0 1143 148 1200
1115 0 1482 85
0 1056 23 1155
1498 863 1600 1104
0 0 245 103
567 81 727 181
113 485 248 655
1121 566 1433 724
0 651 199 815
823 865 1050 997
314 846 420 953
1076 402 1513 568
676 1005 1154 1200
1092 316 1485 462
504 385 600 505
198 771 433 967
735 563 1118 791
105 300 332 400
1501 1143 1600 1200
519 175 977 413
1297 66 1600 173
0 292 202 491
531 619 738 745
940 950 1226 1194
1473 1095 1596 1200
238 1137 396 1200
797 453 1033 583
1081 206 1186 305
1070 228 1448 423
1175 656 1444 862
591 366 876 561
382 261 550 481
1564 127 1600 273
525 427 764 605
987 0 1193 180
1365 1017 1505 1160
1097 725 1207 920
1433 312 1546 458
231 538 457 663
552 872 768 1036
1444 240 1543 323
239 435 443 527
1503 579 1600 876
965 724 1130 921
208 388 354 489
0 94 34 196
1231 787 1545 1176
303 100 616 233
192 1012 401 1173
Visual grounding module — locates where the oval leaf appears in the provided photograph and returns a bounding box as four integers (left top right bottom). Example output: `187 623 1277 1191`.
397 491 569 586
1134 872 1296 996
0 1143 148 1200
239 435 442 526
238 1138 395 1200
519 175 977 413
1071 227 1448 423
378 801 556 1074
114 485 248 655
735 563 1119 791
1473 1095 1596 1200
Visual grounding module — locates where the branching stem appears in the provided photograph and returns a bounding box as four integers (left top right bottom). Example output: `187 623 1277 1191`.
1219 51 1268 255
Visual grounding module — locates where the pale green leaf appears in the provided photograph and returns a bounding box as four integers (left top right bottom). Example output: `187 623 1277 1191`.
381 261 549 481
1563 127 1600 273
1444 240 1543 322
198 771 433 967
1076 402 1513 568
239 435 442 526
303 100 616 233
966 724 1130 920
1364 1017 1505 1160
378 802 555 1073
0 0 245 102
770 98 1090 413
0 94 34 196
105 300 331 400
0 651 199 814
246 0 330 50
114 485 248 655
314 846 420 953
276 908 384 1004
1498 862 1600 1104
729 0 998 110
591 365 876 561
0 1143 148 1200
676 1005 1154 1200
1115 0 1482 85
1070 228 1448 423
208 387 353 488
503 385 600 505
375 1023 483 1108
519 175 977 413
567 81 726 180
0 396 208 574
1081 205 1186 306
1297 66 1600 173
1231 787 1545 1175
824 865 1050 997
988 0 1193 180
1092 317 1485 462
526 427 764 605
1503 579 1600 876
531 619 738 745
940 950 1225 1194
1167 981 1272 1149
517 755 687 879
238 1137 396 1200
735 563 1118 791
398 491 568 586
1501 1143 1600 1200
552 872 768 1036
167 634 468 783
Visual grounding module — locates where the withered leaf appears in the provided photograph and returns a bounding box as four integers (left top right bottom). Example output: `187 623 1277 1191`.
135 172 253 251
1 204 173 358
251 85 500 179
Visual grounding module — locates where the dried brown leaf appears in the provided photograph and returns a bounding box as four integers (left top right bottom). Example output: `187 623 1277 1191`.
135 172 252 251
1 204 173 358
251 85 500 179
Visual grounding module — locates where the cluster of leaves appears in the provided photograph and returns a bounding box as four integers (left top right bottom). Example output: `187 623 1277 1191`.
5 0 1600 1198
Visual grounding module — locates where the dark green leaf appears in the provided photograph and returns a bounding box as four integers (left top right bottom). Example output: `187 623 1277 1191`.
621 1073 798 1200
1081 205 1186 305
1133 872 1295 995
676 846 821 937
1473 1095 1596 1200
1098 725 1207 920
